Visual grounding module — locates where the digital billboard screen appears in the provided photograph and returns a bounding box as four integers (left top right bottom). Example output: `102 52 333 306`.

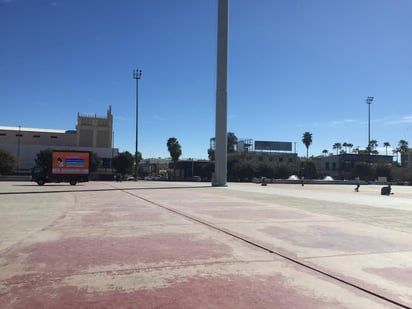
52 151 90 175
254 141 292 152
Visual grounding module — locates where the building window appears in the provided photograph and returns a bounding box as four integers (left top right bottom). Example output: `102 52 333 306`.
279 157 284 162
0 133 6 136
50 136 58 139
33 135 40 138
16 134 23 137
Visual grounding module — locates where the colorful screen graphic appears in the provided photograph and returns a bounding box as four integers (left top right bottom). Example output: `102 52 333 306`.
52 151 90 175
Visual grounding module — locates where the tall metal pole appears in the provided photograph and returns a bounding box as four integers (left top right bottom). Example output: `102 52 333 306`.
17 125 21 170
213 0 228 186
133 69 142 180
366 96 373 156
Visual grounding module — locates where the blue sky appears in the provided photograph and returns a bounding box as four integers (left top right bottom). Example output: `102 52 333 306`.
1 0 411 159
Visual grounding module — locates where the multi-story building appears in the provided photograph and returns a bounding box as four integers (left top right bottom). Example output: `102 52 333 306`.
315 153 393 179
0 106 117 173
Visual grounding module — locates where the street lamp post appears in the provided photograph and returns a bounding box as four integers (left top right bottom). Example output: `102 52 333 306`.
133 69 142 180
366 96 374 156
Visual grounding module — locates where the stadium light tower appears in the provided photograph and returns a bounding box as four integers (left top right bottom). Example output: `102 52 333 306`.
213 0 229 186
366 96 374 156
133 69 142 180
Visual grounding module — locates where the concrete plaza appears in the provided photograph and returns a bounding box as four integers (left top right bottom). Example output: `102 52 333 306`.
0 181 411 308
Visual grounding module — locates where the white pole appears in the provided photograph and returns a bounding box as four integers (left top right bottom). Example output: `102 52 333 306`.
213 0 228 186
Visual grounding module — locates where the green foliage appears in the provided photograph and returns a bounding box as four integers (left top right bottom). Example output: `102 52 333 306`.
257 163 275 178
352 163 375 181
89 152 100 172
398 140 409 154
300 160 317 179
227 132 238 153
0 148 17 175
111 151 134 176
167 137 182 162
135 151 143 164
35 149 53 169
375 164 392 181
302 132 313 159
208 148 215 161
231 161 256 179
276 165 291 179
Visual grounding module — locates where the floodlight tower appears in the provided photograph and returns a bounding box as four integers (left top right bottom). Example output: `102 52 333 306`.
366 96 374 156
133 69 142 180
213 0 229 186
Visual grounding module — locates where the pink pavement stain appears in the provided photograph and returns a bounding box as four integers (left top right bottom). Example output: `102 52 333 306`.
80 211 164 224
364 267 412 286
262 225 402 252
1 274 341 309
11 234 232 273
198 207 310 221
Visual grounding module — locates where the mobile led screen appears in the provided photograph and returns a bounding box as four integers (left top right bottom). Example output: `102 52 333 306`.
52 151 90 175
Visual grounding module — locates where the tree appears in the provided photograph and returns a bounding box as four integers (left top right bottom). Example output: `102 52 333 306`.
208 148 215 161
393 148 400 163
0 149 17 175
300 160 317 179
302 132 312 160
227 132 238 153
35 149 53 170
111 151 134 176
398 140 409 167
208 132 238 160
332 143 342 155
89 152 101 172
167 137 182 162
383 142 391 156
352 162 375 181
347 143 353 153
398 139 409 154
369 139 378 154
167 137 182 179
342 142 348 153
322 149 328 157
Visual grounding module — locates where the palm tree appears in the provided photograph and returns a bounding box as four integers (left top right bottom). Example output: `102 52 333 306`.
398 139 409 154
383 142 391 156
347 143 353 153
302 132 312 160
369 139 378 154
227 132 238 153
322 149 328 157
342 142 348 153
332 142 342 155
392 148 400 163
398 140 409 167
167 137 182 179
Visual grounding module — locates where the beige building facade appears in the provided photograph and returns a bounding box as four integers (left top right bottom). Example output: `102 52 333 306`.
0 106 116 172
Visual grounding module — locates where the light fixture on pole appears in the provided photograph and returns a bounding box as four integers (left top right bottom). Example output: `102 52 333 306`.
366 96 374 156
133 69 142 180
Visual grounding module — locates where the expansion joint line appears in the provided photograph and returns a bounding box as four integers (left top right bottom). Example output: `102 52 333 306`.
125 190 411 309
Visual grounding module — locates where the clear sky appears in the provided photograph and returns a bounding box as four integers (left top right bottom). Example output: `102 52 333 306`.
1 0 411 159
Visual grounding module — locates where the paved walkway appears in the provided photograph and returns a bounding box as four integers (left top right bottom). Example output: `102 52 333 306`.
0 181 411 308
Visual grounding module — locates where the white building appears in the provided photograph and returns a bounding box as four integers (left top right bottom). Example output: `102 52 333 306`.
0 106 117 173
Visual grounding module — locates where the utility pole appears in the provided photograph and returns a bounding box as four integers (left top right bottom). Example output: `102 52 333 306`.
366 96 374 156
133 69 142 180
213 0 228 186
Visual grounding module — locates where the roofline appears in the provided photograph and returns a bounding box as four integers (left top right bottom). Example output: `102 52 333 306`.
0 126 71 134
